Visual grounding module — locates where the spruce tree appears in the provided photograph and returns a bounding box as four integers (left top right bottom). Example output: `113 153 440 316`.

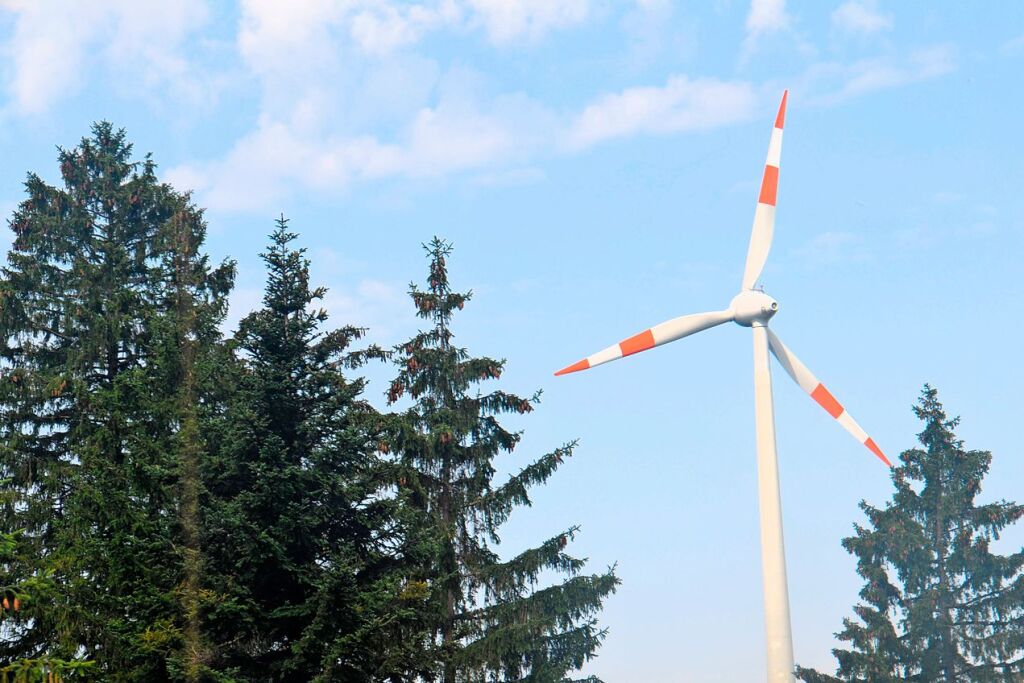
203 218 395 680
0 525 95 680
386 238 618 683
155 201 235 682
797 386 1024 682
0 123 234 679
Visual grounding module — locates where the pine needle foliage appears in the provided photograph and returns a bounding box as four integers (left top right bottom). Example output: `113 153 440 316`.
386 238 618 683
0 123 234 679
798 386 1024 682
203 218 396 681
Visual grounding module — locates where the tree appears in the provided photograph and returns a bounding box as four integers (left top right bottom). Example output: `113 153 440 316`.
0 123 234 679
386 238 618 682
0 525 95 681
797 386 1024 682
203 218 397 681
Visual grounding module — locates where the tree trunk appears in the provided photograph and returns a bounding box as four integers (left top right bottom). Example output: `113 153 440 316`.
175 218 207 681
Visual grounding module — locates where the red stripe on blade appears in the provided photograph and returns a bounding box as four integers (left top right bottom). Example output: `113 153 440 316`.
810 383 844 418
620 329 655 356
775 90 788 129
758 165 779 207
555 359 590 376
864 438 892 467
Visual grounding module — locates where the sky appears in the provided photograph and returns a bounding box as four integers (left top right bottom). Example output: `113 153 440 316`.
1 1 1022 680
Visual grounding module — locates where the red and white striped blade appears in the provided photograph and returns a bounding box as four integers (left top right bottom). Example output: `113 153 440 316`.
555 310 733 376
741 90 787 291
766 329 891 467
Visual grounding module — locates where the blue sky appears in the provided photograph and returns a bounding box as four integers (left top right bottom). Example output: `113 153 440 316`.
1 1 1023 679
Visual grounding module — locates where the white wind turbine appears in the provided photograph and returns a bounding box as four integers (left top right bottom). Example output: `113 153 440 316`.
554 91 891 683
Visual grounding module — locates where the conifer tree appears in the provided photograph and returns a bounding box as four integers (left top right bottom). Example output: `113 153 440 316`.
0 525 94 680
797 386 1024 682
156 201 235 682
204 218 395 681
386 238 618 683
0 123 234 679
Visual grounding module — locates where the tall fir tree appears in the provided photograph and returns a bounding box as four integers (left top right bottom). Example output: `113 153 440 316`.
155 201 235 681
203 218 400 681
798 386 1024 682
386 238 618 683
0 123 234 679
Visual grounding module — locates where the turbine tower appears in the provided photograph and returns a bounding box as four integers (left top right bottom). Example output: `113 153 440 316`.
554 91 890 683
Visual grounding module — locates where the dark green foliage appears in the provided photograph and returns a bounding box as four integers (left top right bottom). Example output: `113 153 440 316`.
0 123 234 679
797 386 1024 682
203 218 401 681
0 123 620 681
0 526 94 681
386 238 618 683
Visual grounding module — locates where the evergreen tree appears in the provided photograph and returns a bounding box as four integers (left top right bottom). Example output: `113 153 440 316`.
0 525 95 681
154 202 235 682
386 238 618 683
797 386 1024 682
0 123 234 679
204 218 395 681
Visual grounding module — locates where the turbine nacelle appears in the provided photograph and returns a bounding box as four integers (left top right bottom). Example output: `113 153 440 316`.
731 290 779 327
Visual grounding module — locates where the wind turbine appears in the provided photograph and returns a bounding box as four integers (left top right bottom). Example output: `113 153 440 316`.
554 91 891 683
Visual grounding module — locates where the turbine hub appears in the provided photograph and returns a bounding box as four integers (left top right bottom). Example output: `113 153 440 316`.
731 290 779 327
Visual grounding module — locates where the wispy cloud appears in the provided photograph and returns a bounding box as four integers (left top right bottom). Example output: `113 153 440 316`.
168 80 557 211
0 0 213 115
239 0 593 66
46 0 947 213
319 278 411 343
171 67 769 210
831 0 893 35
349 2 462 56
741 0 790 58
805 45 955 105
745 0 789 37
164 0 599 210
567 76 757 149
465 0 593 45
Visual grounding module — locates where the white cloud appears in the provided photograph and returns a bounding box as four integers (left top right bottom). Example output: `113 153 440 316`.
168 80 557 211
173 71 764 210
740 0 794 62
806 45 955 105
0 0 211 115
568 76 757 148
236 0 591 70
319 278 412 343
746 0 789 35
350 2 462 55
157 0 952 215
197 0 592 210
465 0 591 44
347 0 595 51
236 0 350 102
831 1 892 34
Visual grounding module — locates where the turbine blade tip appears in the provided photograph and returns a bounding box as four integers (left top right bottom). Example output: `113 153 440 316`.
775 90 788 129
864 437 892 468
555 359 590 376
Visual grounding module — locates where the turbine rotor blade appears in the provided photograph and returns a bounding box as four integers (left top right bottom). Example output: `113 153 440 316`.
766 329 891 467
555 310 734 376
741 91 787 291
